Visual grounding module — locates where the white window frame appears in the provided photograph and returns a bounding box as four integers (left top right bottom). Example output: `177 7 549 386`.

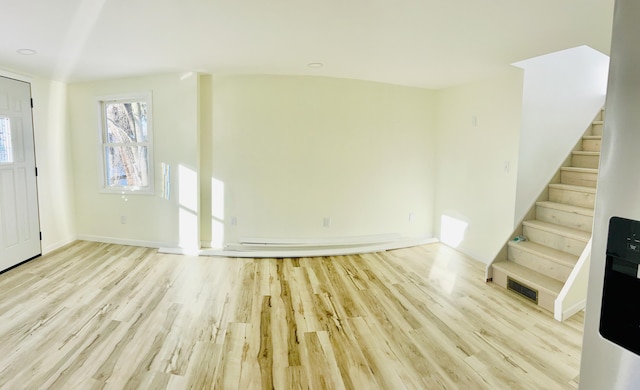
97 92 154 195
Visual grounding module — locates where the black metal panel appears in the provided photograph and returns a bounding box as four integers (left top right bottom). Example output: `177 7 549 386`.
507 277 538 303
600 216 640 356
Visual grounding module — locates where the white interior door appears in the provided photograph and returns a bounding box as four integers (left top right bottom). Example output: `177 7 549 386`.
0 76 40 272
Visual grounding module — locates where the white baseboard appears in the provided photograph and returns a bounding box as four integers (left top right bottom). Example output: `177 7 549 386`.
442 243 490 264
200 240 215 249
42 237 77 255
158 247 201 255
556 299 586 322
238 233 402 247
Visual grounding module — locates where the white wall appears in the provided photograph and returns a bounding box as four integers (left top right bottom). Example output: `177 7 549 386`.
434 68 523 263
68 73 200 249
202 75 436 247
555 238 591 321
513 46 609 223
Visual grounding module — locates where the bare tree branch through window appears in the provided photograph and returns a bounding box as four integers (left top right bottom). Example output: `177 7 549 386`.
99 94 153 193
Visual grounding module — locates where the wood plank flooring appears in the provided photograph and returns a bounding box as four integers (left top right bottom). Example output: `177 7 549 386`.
0 241 584 389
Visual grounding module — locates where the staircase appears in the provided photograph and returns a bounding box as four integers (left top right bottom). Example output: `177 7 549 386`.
490 109 604 313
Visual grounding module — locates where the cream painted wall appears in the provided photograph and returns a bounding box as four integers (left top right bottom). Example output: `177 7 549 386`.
1 61 602 259
434 68 523 263
31 77 77 253
68 73 199 249
202 75 436 247
199 74 213 247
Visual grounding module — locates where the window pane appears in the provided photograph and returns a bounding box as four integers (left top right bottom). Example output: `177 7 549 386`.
0 117 13 163
105 146 149 188
104 101 148 143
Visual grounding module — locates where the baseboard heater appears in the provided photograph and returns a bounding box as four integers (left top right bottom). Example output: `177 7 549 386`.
198 234 437 258
229 233 403 252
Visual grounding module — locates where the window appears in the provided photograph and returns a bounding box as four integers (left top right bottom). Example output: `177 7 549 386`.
0 117 13 163
99 93 154 194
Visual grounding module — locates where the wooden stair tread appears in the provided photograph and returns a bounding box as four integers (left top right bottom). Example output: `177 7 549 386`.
508 240 579 268
536 200 594 216
491 110 604 312
572 151 600 156
492 261 564 295
548 183 596 194
560 167 598 174
522 220 591 242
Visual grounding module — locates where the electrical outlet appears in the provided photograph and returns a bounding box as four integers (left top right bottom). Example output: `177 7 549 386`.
323 217 331 228
231 216 237 226
409 213 415 222
120 216 127 224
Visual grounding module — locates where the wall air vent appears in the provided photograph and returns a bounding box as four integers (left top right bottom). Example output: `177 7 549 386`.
507 277 538 304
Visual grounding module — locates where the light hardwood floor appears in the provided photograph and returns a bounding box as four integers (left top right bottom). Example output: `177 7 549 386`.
0 241 583 389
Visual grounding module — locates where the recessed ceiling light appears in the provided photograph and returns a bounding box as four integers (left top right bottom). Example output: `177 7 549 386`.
17 49 37 55
307 62 324 68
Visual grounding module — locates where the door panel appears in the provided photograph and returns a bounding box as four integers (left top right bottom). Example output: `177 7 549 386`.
0 77 40 271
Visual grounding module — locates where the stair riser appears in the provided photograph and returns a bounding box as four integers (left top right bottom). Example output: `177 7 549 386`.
536 205 593 232
508 244 573 282
582 139 601 152
591 123 603 136
591 123 602 136
560 171 598 188
548 187 596 208
522 225 588 256
571 154 600 169
492 267 555 312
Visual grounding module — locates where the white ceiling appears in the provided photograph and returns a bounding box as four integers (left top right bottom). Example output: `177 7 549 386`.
0 0 615 89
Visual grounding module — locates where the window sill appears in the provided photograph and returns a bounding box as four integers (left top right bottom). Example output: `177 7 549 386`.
99 187 155 196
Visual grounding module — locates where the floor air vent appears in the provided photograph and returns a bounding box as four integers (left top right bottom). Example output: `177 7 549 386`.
507 277 538 304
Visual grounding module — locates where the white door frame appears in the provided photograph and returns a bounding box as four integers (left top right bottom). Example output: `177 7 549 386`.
0 71 42 272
